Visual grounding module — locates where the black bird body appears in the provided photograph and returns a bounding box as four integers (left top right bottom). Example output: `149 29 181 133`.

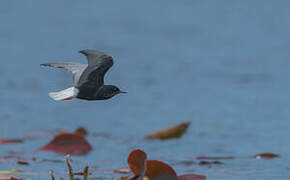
41 49 126 101
77 85 120 100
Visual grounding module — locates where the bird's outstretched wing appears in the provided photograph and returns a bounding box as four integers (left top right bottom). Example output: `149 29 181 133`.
77 49 114 88
41 62 87 86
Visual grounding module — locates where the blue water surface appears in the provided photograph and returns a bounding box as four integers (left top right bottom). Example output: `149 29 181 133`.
1 1 290 179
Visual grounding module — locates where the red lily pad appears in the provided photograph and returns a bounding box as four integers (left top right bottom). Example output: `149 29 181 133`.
39 132 92 155
145 160 178 180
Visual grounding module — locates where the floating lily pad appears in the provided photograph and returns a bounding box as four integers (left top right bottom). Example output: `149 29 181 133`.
146 122 191 140
39 132 92 155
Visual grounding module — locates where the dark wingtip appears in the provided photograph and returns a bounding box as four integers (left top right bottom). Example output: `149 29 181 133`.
79 49 101 55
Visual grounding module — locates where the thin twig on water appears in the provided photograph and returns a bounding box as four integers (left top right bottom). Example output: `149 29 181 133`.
83 165 89 180
65 154 74 180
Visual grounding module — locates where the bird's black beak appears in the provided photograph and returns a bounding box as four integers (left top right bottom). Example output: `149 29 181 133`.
119 90 127 94
78 50 86 55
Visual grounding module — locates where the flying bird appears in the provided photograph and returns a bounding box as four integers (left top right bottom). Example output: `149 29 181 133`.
41 49 126 101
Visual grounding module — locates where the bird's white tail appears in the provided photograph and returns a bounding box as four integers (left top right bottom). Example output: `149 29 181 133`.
49 87 78 101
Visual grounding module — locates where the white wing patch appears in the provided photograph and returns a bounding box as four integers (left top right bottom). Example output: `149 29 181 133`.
49 87 79 101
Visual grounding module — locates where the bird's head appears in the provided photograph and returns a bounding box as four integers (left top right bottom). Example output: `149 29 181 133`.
103 85 127 99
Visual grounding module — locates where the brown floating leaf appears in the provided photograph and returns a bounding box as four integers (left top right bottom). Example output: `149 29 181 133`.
145 160 178 180
254 153 280 159
127 149 177 180
127 149 147 176
196 156 235 160
0 139 23 144
39 132 92 155
126 149 206 180
146 122 191 140
178 174 206 180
